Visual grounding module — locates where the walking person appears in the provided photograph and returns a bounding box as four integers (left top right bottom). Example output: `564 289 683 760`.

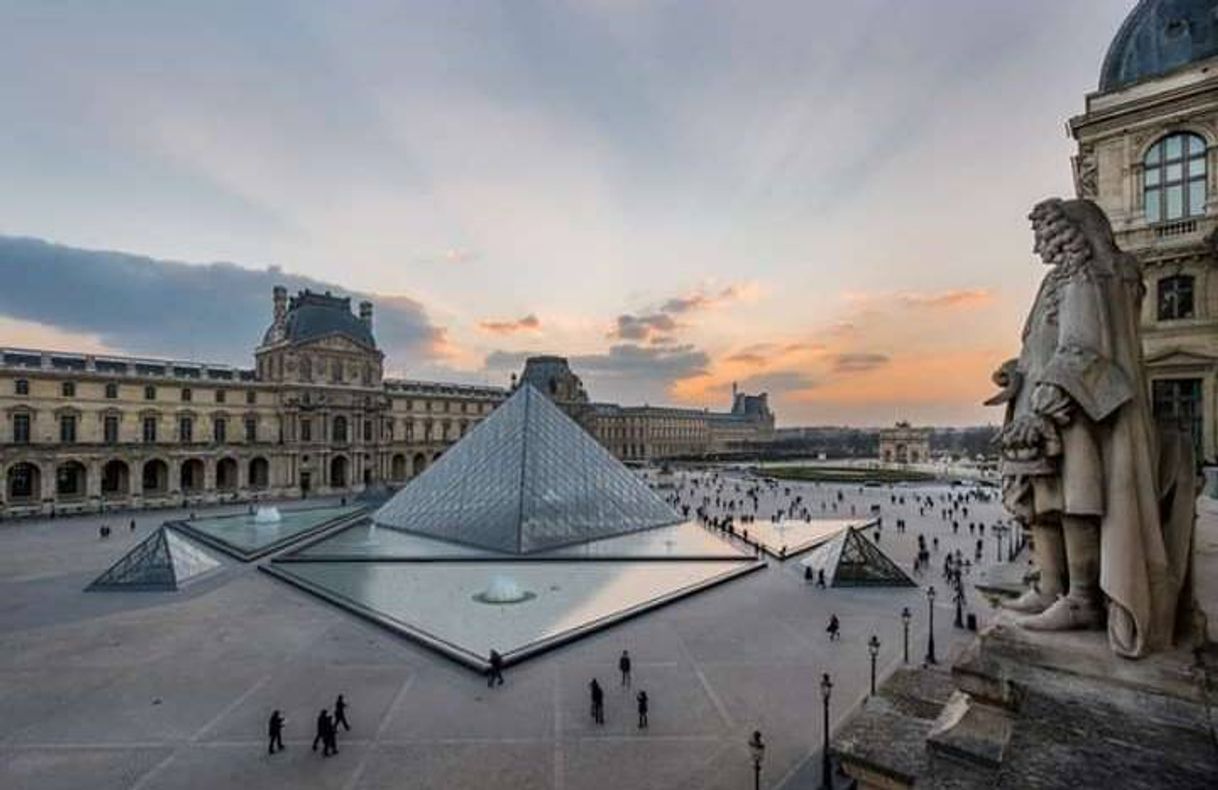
312 709 331 753
619 650 632 688
323 711 339 757
267 710 285 755
636 690 649 729
487 649 505 687
334 694 350 731
827 614 841 641
589 679 605 725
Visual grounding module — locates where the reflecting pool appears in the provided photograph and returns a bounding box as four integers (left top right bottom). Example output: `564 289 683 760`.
175 505 363 560
267 558 760 666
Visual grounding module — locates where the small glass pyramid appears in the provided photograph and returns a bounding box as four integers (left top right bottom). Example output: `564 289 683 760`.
799 527 914 587
374 384 681 553
88 526 222 591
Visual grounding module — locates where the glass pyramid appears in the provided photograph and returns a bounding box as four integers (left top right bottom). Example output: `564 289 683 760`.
799 527 915 587
374 384 681 553
88 526 222 591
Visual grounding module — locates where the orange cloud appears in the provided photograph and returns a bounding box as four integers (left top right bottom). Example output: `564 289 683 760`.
478 313 542 335
896 289 994 310
791 349 999 407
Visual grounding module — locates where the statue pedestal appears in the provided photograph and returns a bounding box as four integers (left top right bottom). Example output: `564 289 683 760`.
833 610 1218 789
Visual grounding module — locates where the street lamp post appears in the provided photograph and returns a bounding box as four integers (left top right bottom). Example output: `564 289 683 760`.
953 581 965 629
867 634 881 695
900 607 911 664
925 586 938 665
748 730 765 790
820 673 833 790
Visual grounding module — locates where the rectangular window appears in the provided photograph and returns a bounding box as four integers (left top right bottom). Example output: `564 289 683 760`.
60 414 77 443
62 381 75 398
1166 184 1184 219
216 389 226 404
1152 378 1203 461
363 420 373 442
246 390 256 405
143 416 158 443
244 416 257 442
1157 276 1195 321
1145 189 1160 221
300 418 313 442
213 418 227 444
181 388 192 402
105 383 118 399
1166 135 1182 159
1189 180 1206 217
104 415 119 444
179 416 193 443
144 385 156 400
13 413 30 444
15 379 29 395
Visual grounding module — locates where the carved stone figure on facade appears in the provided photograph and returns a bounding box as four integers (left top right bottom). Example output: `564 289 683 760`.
987 197 1196 658
1071 150 1098 199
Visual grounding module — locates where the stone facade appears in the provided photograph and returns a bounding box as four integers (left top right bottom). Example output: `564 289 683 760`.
0 293 777 517
1069 6 1218 465
0 288 506 517
515 357 774 462
878 421 930 465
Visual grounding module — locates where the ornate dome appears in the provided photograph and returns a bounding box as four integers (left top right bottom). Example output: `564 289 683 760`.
261 289 377 349
1100 0 1218 91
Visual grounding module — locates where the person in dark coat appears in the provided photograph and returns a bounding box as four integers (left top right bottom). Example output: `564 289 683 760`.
487 649 505 687
312 709 331 753
590 679 604 725
618 650 632 687
636 691 649 729
334 694 350 731
267 710 285 754
827 614 841 641
323 712 338 756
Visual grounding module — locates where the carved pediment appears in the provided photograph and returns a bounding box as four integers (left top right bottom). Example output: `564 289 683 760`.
301 335 372 354
1144 347 1218 368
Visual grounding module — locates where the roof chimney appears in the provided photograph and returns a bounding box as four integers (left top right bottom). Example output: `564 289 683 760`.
359 300 373 329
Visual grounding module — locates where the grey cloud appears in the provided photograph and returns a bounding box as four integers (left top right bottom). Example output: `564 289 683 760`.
484 343 710 405
611 312 678 341
0 235 445 365
832 352 890 373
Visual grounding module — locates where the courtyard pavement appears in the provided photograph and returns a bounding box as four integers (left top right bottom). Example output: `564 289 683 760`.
0 475 1012 790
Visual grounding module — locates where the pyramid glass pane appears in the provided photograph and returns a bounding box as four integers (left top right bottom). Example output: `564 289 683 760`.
798 528 914 587
164 529 222 583
89 529 176 589
374 385 680 554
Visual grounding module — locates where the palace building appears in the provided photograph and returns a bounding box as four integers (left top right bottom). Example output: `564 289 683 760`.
1069 0 1218 465
514 356 775 462
0 288 774 517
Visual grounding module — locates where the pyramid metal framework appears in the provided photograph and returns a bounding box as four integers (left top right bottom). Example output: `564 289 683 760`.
373 384 681 553
88 527 222 591
799 526 915 587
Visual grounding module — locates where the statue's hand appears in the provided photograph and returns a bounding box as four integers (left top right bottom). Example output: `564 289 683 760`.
991 359 1018 387
1031 383 1073 425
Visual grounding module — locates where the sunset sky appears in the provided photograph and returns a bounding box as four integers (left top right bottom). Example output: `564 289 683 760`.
0 1 1137 426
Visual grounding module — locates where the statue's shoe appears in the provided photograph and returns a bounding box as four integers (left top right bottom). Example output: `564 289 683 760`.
1018 595 1103 632
1002 587 1055 614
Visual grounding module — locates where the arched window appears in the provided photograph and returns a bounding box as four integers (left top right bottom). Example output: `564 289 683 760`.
1157 274 1195 321
1144 133 1207 223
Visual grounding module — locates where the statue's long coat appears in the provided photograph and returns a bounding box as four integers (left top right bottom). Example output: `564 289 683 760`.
1008 249 1193 658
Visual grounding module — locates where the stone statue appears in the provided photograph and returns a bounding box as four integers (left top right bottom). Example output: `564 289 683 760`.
988 198 1196 659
